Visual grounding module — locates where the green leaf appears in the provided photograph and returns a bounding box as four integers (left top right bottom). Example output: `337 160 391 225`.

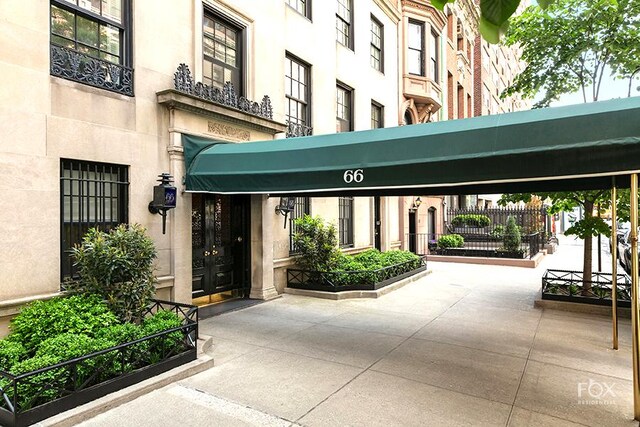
537 0 554 7
481 0 521 26
431 0 454 10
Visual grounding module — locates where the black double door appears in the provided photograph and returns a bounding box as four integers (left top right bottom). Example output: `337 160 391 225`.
191 194 249 298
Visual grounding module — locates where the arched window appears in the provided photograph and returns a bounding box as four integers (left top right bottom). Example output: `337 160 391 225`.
403 109 413 125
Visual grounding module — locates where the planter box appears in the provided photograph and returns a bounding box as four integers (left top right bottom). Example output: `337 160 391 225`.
287 256 427 292
435 248 525 259
0 300 198 427
541 269 631 307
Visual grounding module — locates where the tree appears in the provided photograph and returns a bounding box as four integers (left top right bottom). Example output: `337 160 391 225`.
432 0 555 43
500 192 611 295
501 0 640 108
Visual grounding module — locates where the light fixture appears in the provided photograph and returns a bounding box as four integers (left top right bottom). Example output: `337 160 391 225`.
410 196 422 212
148 173 177 234
275 196 296 228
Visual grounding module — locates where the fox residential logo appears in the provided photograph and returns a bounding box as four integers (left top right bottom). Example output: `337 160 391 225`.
577 379 617 405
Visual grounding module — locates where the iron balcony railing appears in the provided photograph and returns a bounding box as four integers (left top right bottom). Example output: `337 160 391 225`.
285 120 313 138
50 44 134 96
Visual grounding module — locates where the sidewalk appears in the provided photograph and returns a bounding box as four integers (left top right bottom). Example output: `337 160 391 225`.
73 242 637 427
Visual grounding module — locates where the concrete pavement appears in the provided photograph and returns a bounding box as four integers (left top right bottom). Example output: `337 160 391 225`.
74 239 638 427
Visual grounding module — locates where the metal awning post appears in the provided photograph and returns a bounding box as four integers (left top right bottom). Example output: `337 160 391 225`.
612 181 618 350
631 173 640 420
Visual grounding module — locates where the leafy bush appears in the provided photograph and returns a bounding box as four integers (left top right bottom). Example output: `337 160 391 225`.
66 224 157 323
437 234 464 249
141 311 184 364
0 340 26 371
4 355 65 411
331 250 420 287
451 214 491 227
293 215 341 271
503 216 522 252
8 295 118 355
489 225 505 239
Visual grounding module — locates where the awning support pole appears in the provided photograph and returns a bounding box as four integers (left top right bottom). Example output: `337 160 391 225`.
611 180 618 350
631 173 640 420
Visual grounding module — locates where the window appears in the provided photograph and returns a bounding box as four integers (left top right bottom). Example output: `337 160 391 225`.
336 0 352 49
50 0 132 95
203 11 243 93
336 83 352 132
339 197 354 248
285 54 311 134
287 0 310 19
408 20 424 76
371 101 383 129
289 197 310 255
430 30 439 82
370 16 383 72
60 159 129 278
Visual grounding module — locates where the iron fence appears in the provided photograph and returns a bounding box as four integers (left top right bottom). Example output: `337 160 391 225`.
407 232 542 259
446 207 548 239
287 256 427 292
541 269 631 307
0 300 197 427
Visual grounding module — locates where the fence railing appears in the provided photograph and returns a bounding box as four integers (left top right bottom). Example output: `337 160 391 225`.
407 232 542 259
0 300 197 427
446 207 548 237
287 256 427 292
541 269 631 306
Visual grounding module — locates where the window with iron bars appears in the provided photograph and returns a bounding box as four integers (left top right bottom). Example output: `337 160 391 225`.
289 197 311 255
60 159 129 279
339 196 354 248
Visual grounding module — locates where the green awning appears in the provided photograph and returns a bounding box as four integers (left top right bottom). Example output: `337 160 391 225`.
185 97 640 196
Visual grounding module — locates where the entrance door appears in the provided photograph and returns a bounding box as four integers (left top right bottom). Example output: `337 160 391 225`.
374 196 381 251
408 210 417 253
192 194 249 299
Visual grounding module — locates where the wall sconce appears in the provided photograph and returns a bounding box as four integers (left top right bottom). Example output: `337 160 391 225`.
148 173 177 234
275 196 296 228
409 197 422 212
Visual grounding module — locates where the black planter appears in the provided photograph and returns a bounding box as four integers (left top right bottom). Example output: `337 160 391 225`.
0 300 198 427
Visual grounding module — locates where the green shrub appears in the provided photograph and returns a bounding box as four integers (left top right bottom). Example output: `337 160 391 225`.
451 214 491 227
437 234 464 249
66 224 157 323
331 250 420 287
503 216 522 252
293 215 341 271
0 340 26 371
489 225 505 239
5 355 65 411
141 311 184 364
8 295 118 355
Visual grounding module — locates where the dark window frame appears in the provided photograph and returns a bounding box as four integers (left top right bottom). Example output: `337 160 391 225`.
203 8 245 95
60 159 129 279
339 196 354 248
336 0 353 50
289 197 311 255
336 82 353 133
371 100 383 129
286 0 311 20
408 19 425 76
430 29 440 83
285 53 311 128
370 15 383 72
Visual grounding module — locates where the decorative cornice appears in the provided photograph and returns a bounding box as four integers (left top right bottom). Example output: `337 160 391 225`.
373 0 402 22
401 0 447 29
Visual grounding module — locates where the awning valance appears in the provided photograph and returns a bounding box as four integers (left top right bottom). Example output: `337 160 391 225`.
185 97 640 196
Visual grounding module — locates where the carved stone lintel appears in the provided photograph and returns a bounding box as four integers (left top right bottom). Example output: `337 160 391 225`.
207 121 250 141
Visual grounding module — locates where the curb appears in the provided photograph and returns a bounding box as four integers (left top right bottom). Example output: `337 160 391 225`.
37 335 216 427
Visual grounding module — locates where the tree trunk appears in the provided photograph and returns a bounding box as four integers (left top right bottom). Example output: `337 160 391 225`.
582 201 594 296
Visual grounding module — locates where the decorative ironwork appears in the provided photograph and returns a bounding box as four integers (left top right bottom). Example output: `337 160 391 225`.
0 300 197 427
541 269 631 307
50 45 134 97
287 256 427 292
446 207 549 239
406 232 543 259
173 64 273 120
285 120 313 138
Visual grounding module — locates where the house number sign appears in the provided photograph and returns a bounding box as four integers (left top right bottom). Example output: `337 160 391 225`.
343 169 364 183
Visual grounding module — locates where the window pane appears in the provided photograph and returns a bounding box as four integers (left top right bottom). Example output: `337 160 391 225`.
51 6 75 39
101 0 122 23
100 24 120 55
214 41 225 61
226 48 236 66
51 34 75 49
214 23 226 43
203 17 214 35
408 50 422 75
408 22 423 49
225 27 236 49
79 0 101 15
203 36 214 57
77 16 99 48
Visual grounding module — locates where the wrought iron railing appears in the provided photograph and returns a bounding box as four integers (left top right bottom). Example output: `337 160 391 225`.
0 299 197 427
407 232 542 259
541 269 631 306
50 44 134 96
287 256 427 292
285 121 313 138
446 207 548 237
